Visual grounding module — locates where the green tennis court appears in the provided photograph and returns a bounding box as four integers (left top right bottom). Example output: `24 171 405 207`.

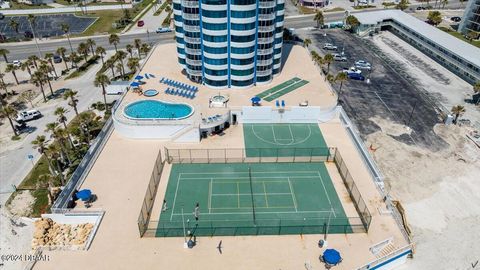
157 162 352 237
243 123 329 157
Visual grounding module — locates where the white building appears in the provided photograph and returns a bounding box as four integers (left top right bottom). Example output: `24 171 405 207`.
354 10 480 84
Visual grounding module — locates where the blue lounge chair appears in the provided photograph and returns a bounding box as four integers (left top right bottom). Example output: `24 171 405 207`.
145 73 149 79
160 77 164 83
281 100 285 107
186 92 191 99
149 73 156 78
276 100 280 107
165 88 170 94
190 93 196 99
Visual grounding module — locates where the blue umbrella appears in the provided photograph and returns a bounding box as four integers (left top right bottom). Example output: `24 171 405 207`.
76 189 92 202
251 96 261 103
130 82 140 87
134 75 144 80
323 249 341 265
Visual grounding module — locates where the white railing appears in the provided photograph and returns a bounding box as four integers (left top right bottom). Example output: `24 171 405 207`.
184 36 201 44
182 12 199 20
258 13 275 20
259 0 276 8
187 68 202 76
181 0 198 7
184 47 202 55
256 69 273 77
258 25 275 33
256 58 273 66
186 58 202 65
257 48 274 55
183 24 200 32
257 36 275 43
356 244 414 270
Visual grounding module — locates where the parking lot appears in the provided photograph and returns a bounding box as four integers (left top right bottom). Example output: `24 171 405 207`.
0 14 96 39
297 29 448 151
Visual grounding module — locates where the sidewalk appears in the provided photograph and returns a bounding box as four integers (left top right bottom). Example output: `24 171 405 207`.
1 4 133 15
127 3 169 33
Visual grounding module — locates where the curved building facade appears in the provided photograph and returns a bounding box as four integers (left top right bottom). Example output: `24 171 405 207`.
173 0 285 89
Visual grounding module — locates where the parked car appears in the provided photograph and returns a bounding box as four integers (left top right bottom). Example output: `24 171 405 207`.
348 72 365 81
323 43 338 50
53 55 62 63
16 109 42 122
342 66 362 74
137 20 145 27
450 16 461 22
355 60 371 70
12 60 21 67
156 27 172 33
416 6 426 10
24 31 33 39
332 53 347 62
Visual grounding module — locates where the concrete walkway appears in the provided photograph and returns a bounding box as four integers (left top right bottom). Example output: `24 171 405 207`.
1 4 133 15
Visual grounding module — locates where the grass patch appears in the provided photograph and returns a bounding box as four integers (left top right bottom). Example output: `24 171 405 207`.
11 135 21 140
153 0 170 16
65 55 100 80
19 156 52 189
71 9 126 36
437 27 480 48
161 10 173 26
324 7 345 12
382 1 396 7
31 189 50 217
353 4 376 9
7 1 53 9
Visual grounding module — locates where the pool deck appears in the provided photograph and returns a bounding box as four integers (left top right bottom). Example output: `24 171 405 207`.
114 43 337 126
32 43 410 270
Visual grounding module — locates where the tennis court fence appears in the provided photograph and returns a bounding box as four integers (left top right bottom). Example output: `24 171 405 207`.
137 150 165 237
164 147 336 164
142 216 368 237
333 149 372 230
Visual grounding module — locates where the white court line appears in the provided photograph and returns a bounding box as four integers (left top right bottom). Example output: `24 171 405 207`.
249 124 312 146
211 192 293 196
237 182 240 208
263 182 269 208
179 170 320 175
208 179 212 214
316 171 336 218
287 177 298 212
179 176 319 181
172 210 332 215
170 176 181 221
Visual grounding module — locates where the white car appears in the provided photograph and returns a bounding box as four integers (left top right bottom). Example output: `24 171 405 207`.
355 60 371 70
16 109 42 122
323 43 338 50
342 67 362 74
333 53 347 62
12 60 21 67
156 27 172 33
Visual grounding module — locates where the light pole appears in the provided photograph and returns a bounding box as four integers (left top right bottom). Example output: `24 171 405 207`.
27 17 42 58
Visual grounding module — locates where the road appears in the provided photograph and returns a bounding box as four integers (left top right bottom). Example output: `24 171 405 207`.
0 4 133 15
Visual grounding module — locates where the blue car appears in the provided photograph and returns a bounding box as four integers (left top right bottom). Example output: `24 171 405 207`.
348 73 365 81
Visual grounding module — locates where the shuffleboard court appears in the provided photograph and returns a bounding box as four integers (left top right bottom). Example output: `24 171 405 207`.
156 162 352 237
243 123 329 157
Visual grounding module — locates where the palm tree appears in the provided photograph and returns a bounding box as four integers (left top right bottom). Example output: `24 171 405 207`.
94 74 110 109
0 48 9 63
140 43 150 57
326 73 335 83
27 15 42 58
69 52 81 69
395 0 409 10
31 71 47 102
106 58 116 77
134 38 142 52
473 81 480 105
313 11 324 28
86 38 96 55
64 89 79 116
451 105 465 124
0 48 10 63
126 44 133 58
8 19 19 34
109 34 120 53
115 50 127 75
127 57 140 73
39 64 54 96
19 90 36 108
28 55 39 69
32 135 56 175
5 64 19 85
303 38 312 48
441 0 448 8
46 144 65 184
96 46 106 65
56 47 69 71
77 42 90 62
427 11 442 26
1 105 18 136
44 53 58 78
335 72 348 93
116 62 124 77
345 15 360 32
45 122 72 165
20 61 33 80
61 23 75 54
0 72 11 96
54 107 69 129
323 54 334 80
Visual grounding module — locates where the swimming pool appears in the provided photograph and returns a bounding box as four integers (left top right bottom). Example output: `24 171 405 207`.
124 100 194 120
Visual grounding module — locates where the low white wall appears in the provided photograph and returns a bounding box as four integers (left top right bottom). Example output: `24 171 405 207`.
174 127 200 143
41 213 98 224
114 118 197 141
237 106 337 123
